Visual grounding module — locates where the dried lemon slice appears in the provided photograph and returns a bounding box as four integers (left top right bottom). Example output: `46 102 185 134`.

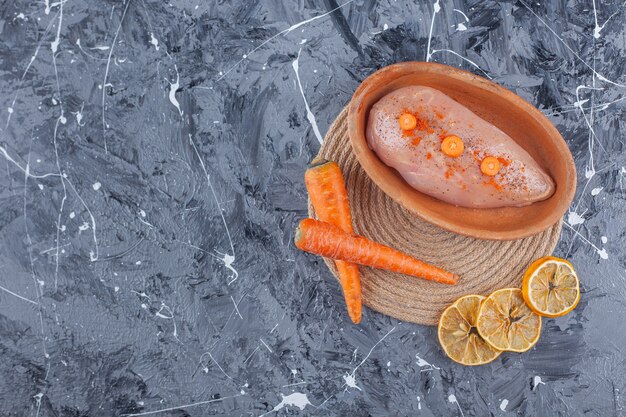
476 288 542 352
522 256 580 318
438 294 501 366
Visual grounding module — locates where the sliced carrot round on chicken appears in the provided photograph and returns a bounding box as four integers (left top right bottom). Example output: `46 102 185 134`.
480 156 501 176
441 135 464 157
398 113 417 130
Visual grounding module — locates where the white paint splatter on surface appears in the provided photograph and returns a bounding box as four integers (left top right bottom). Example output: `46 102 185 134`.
429 49 492 79
0 146 58 179
168 65 183 117
567 211 585 226
259 338 273 353
416 354 441 372
591 186 603 196
533 376 546 390
262 392 312 416
591 0 623 39
518 0 625 87
149 32 159 50
575 85 605 181
76 38 109 61
5 11 58 129
343 372 362 391
209 250 238 285
500 398 509 411
426 0 441 61
453 8 469 22
371 22 390 35
230 295 243 319
199 351 231 378
448 394 465 417
0 284 38 305
51 114 69 290
50 0 64 96
186 132 238 283
215 0 355 81
292 49 323 144
92 182 101 190
102 0 132 153
73 103 85 126
119 395 241 416
65 178 99 262
573 97 590 109
563 222 607 260
342 327 395 390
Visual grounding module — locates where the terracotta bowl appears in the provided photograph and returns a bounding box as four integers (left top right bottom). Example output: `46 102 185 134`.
347 62 576 240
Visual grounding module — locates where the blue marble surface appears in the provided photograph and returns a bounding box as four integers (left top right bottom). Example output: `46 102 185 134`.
0 1 625 416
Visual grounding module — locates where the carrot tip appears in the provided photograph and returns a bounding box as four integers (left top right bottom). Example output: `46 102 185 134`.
349 313 362 324
294 224 304 248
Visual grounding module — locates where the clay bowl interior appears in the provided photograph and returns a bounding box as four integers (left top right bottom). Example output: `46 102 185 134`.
348 62 576 240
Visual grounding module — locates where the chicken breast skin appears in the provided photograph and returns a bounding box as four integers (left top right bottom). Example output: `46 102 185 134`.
366 86 555 209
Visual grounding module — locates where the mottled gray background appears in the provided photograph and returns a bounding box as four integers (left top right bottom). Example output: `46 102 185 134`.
0 0 625 416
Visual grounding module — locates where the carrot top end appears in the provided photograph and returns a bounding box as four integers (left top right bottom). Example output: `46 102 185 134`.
294 224 304 248
308 158 332 169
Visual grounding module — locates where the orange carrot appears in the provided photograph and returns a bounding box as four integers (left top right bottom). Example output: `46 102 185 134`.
480 156 501 176
295 218 459 285
305 160 362 323
399 113 417 130
441 135 464 157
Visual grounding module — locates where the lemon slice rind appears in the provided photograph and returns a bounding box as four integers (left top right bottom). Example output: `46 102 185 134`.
476 288 542 353
438 294 502 366
522 256 580 318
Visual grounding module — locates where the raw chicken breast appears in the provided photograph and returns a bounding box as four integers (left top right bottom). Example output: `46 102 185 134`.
366 86 555 208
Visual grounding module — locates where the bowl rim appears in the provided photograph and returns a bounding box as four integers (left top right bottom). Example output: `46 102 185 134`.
347 61 577 240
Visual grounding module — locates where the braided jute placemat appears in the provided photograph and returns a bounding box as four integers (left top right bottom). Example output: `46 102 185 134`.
307 108 562 326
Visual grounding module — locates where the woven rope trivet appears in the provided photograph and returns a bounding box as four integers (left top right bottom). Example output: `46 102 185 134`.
308 107 562 325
